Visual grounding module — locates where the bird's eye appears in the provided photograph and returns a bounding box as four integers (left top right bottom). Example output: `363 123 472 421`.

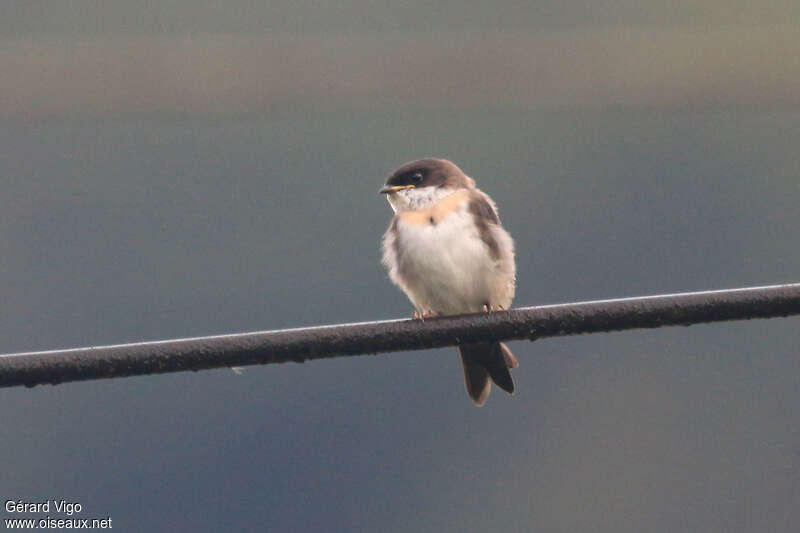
411 172 424 183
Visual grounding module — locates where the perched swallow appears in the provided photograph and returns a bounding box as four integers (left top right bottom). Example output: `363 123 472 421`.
380 158 518 406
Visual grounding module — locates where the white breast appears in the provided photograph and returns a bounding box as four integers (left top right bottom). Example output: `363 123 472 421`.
385 204 500 315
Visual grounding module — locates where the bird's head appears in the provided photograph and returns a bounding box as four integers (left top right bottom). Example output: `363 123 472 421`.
379 158 474 212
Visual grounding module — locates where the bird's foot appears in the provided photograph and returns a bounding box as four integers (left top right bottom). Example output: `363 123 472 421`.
413 309 438 321
482 303 505 313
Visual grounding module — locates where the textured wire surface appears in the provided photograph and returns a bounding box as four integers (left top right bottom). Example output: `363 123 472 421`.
2 283 799 388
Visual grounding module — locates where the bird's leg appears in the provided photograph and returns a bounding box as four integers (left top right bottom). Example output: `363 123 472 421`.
482 303 506 313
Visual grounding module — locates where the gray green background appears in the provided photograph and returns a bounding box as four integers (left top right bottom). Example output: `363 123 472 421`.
2 3 799 531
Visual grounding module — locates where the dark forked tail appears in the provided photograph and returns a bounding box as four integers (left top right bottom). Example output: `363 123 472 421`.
458 342 519 406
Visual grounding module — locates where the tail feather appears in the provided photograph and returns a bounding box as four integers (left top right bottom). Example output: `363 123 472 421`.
460 353 491 406
499 343 519 369
458 342 517 406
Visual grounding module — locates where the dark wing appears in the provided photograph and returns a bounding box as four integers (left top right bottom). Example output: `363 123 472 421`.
468 193 501 260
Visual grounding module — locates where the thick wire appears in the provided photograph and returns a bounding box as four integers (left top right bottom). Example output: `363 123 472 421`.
1 283 799 388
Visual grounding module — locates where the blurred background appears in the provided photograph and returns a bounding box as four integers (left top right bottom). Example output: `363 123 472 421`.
2 2 799 531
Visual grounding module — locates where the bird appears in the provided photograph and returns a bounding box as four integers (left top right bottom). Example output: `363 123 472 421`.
380 158 518 406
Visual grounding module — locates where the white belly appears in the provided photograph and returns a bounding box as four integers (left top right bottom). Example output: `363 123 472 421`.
391 209 497 315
